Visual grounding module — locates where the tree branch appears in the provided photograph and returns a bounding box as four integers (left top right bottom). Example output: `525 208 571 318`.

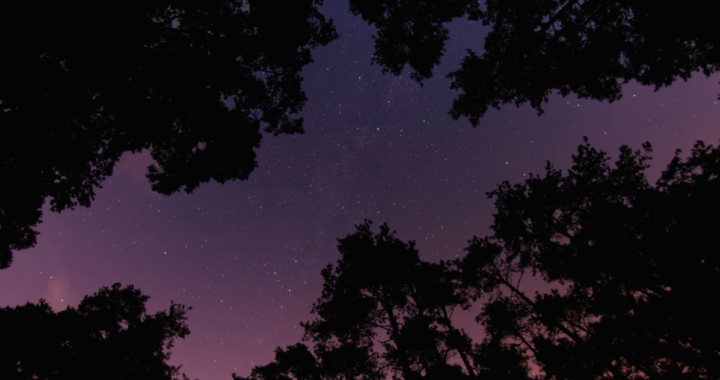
538 0 582 34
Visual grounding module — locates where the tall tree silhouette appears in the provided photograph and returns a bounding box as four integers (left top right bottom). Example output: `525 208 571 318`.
349 0 719 125
232 342 382 380
459 138 720 378
0 0 338 268
302 221 478 380
0 283 193 380
240 221 535 380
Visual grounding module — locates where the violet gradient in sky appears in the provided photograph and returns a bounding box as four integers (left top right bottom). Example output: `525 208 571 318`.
1 1 720 379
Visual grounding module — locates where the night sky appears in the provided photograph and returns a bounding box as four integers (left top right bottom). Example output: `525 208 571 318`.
2 1 719 379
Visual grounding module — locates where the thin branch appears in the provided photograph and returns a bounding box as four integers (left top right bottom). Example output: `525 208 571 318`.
516 269 525 290
516 333 539 356
494 273 633 380
538 0 582 34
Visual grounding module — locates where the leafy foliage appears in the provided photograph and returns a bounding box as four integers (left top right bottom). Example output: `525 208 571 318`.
348 0 480 84
232 342 382 380
349 0 720 125
459 137 720 379
0 0 338 268
247 221 480 380
0 283 192 380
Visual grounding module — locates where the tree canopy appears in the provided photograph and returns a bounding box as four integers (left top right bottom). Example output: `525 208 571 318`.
0 0 337 269
243 138 720 380
0 283 192 380
462 137 720 379
349 0 720 125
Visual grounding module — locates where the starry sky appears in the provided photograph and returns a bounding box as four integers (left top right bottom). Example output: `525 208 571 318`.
2 1 720 379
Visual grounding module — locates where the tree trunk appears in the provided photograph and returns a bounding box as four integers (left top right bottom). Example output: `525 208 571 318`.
495 274 634 380
440 306 476 378
382 299 416 380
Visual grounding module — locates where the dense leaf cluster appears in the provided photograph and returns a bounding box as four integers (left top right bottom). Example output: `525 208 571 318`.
0 0 337 268
350 0 720 125
0 283 192 380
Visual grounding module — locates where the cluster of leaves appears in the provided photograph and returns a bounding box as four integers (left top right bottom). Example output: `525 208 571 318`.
348 0 480 84
0 0 338 268
466 137 720 379
242 139 720 380
350 0 720 125
0 283 193 380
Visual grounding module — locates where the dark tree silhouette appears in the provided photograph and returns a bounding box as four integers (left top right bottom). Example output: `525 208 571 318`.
348 0 480 84
348 0 719 125
233 344 324 380
459 138 720 379
0 283 193 380
232 342 382 380
0 0 338 269
302 221 479 380
241 221 533 380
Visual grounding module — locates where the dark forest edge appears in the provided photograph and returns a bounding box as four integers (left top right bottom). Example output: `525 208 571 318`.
3 139 718 379
0 283 196 380
3 0 719 269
